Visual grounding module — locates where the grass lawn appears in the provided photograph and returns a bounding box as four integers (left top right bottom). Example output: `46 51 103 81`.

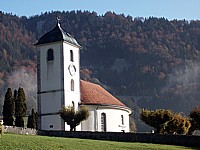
0 133 197 150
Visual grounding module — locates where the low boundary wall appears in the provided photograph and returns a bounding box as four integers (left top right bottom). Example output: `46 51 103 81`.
3 126 200 147
38 130 200 147
3 125 37 135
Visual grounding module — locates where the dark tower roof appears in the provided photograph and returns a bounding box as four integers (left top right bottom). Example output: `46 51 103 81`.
35 21 81 47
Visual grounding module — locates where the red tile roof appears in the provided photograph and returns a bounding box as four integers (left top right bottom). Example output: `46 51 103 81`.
80 80 126 107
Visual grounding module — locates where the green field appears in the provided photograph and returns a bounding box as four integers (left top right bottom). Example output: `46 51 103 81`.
0 133 197 150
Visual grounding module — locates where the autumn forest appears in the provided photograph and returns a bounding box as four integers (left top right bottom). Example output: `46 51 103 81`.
0 11 200 131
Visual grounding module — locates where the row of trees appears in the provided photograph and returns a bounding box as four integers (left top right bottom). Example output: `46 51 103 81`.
140 107 200 134
2 87 37 128
2 87 87 130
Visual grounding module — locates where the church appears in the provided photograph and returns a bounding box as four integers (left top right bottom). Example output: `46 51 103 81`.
35 20 131 132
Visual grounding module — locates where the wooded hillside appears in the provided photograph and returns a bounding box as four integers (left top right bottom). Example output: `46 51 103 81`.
0 11 200 131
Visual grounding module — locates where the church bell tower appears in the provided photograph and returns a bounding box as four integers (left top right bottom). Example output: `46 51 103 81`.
35 19 81 130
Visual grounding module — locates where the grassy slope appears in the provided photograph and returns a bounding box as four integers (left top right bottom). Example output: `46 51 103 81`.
0 134 196 150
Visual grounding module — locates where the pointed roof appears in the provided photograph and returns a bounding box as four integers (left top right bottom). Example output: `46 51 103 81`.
35 21 81 47
80 80 128 109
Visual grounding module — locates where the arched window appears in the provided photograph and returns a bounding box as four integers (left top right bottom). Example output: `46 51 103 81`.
70 50 74 62
47 49 54 61
121 115 124 125
101 113 106 132
71 79 74 91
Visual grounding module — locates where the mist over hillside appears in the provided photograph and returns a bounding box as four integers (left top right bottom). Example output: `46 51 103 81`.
0 11 200 131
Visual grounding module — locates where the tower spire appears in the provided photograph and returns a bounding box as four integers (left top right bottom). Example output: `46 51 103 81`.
57 17 61 23
57 17 61 27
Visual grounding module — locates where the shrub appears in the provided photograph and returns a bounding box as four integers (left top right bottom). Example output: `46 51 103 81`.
140 109 174 133
188 106 200 134
140 108 191 134
164 113 191 134
60 106 90 131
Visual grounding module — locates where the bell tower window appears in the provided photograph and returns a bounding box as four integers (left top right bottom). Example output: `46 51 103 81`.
70 50 74 62
47 49 54 61
71 79 74 91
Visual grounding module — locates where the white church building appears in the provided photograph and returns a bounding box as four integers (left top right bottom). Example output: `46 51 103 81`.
35 20 131 132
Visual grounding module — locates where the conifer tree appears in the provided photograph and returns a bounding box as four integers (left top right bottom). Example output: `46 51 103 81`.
15 87 27 127
27 109 37 129
2 88 14 126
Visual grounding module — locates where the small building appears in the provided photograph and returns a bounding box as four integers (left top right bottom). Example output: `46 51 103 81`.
35 19 131 132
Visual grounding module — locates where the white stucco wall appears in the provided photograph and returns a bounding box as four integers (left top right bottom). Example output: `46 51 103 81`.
39 43 62 91
81 105 131 132
37 41 81 131
63 42 80 110
41 115 62 130
40 92 62 114
63 42 81 131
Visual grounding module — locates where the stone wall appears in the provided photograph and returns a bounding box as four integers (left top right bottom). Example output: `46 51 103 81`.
38 130 200 147
3 125 37 135
3 127 200 147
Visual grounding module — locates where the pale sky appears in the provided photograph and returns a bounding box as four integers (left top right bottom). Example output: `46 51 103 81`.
1 0 200 20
